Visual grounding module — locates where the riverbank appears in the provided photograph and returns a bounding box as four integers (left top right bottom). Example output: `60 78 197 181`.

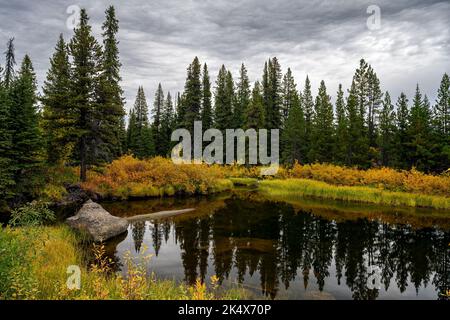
259 179 450 210
0 225 247 300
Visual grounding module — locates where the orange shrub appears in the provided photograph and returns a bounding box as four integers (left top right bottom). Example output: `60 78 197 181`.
82 156 232 199
285 163 450 197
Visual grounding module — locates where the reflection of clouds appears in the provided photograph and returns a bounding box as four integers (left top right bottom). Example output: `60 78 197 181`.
0 0 448 113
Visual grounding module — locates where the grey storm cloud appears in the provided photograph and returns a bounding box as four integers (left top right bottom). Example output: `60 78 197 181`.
0 0 448 114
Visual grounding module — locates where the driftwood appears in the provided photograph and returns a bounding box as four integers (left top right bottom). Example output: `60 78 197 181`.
126 208 195 222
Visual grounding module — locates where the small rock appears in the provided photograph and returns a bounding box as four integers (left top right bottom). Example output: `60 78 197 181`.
66 199 128 242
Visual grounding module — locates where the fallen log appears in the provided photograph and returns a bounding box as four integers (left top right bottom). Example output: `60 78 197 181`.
126 208 195 222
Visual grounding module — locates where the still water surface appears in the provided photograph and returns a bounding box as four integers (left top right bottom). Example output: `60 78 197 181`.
102 190 450 300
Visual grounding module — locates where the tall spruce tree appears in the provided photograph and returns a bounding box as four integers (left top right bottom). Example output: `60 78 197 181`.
309 80 334 163
152 83 164 155
160 92 175 156
407 85 433 171
334 84 348 164
3 38 16 89
201 63 212 129
346 80 369 167
281 68 298 126
9 55 42 194
433 73 450 172
378 91 396 167
234 63 250 128
102 5 126 156
0 63 14 200
69 8 105 181
394 92 409 169
181 57 202 132
302 76 314 163
41 34 73 164
245 81 265 130
367 68 383 148
214 65 233 130
281 86 304 164
127 86 154 158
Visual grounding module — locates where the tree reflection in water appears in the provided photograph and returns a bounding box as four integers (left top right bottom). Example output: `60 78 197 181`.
105 194 450 300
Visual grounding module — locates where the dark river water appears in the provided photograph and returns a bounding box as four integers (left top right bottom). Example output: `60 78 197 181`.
102 190 450 300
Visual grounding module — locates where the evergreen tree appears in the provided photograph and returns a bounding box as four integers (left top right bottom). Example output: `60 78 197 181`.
334 84 348 164
281 87 304 164
181 57 202 132
244 82 265 130
433 73 450 172
378 91 396 167
0 66 14 200
309 80 334 163
69 8 106 181
201 63 212 129
41 34 73 164
407 85 433 171
367 68 383 148
3 38 16 88
102 5 126 156
263 57 282 129
160 92 175 156
234 63 250 128
127 86 154 158
281 68 298 126
302 76 314 163
346 80 369 167
9 55 42 194
152 83 164 155
214 65 233 130
394 92 409 169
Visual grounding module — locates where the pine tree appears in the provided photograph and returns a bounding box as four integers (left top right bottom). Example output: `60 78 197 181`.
281 68 298 126
100 5 126 158
3 38 16 89
0 65 14 200
41 34 74 164
181 57 202 132
309 80 334 163
407 85 433 171
214 65 233 130
234 63 250 128
394 92 409 169
367 68 383 148
152 83 164 155
302 76 314 163
201 63 212 129
281 86 304 164
263 57 282 129
245 82 265 130
334 84 348 164
433 73 450 172
160 92 175 156
127 86 154 158
434 73 450 136
9 55 42 194
378 91 396 167
69 8 105 181
346 80 369 167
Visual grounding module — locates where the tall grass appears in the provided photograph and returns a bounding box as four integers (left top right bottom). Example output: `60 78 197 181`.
260 179 450 210
0 225 247 300
281 163 450 197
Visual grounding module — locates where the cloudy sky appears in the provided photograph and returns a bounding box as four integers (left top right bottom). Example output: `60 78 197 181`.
0 0 449 113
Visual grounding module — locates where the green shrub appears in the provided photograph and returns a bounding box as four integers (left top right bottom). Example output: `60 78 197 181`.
9 201 56 227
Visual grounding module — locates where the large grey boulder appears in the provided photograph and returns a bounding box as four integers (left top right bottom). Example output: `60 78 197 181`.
66 200 128 242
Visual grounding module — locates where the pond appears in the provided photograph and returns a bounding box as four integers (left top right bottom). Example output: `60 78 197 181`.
102 189 450 300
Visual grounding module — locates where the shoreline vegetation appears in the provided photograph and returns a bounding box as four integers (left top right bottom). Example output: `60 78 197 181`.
0 225 247 300
68 155 450 211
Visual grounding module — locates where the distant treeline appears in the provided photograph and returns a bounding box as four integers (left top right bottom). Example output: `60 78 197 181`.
0 6 449 203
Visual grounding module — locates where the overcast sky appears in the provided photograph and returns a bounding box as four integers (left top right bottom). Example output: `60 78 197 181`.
0 0 449 113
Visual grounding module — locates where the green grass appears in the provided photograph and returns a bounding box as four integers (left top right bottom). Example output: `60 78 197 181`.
259 179 450 210
0 225 248 300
